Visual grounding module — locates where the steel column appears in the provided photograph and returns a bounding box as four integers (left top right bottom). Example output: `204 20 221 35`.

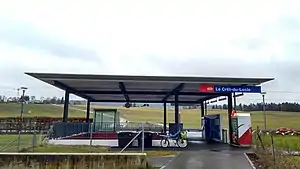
200 102 204 128
227 93 233 144
204 101 208 115
63 90 70 122
200 102 205 118
86 100 91 123
163 102 167 134
162 83 184 102
174 94 179 130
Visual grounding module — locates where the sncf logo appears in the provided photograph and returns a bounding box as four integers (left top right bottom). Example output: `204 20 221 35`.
207 87 214 91
199 84 215 92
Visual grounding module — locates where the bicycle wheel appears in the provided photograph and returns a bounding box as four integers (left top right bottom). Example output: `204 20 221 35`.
177 138 187 148
160 138 170 148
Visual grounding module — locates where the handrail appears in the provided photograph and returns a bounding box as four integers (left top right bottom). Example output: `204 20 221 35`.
120 130 143 153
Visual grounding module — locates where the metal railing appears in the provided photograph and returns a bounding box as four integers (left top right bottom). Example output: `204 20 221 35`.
120 123 145 153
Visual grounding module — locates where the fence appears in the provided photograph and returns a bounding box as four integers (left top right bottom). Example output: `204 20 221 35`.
47 121 164 139
0 122 44 152
0 120 205 153
252 127 300 168
0 121 163 153
0 117 91 134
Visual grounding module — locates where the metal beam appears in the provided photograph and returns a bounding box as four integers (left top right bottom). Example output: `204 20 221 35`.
119 82 130 102
162 83 185 102
174 94 179 130
163 102 167 134
196 95 219 103
200 102 205 118
92 99 212 104
210 99 218 103
227 93 233 144
63 90 70 122
53 81 93 101
86 100 90 123
79 90 222 96
234 93 244 98
218 97 227 101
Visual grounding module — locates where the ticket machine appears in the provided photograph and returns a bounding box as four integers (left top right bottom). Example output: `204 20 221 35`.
231 113 252 147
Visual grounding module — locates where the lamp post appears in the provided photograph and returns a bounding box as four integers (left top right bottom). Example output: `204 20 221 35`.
20 87 28 118
261 92 267 130
17 87 27 151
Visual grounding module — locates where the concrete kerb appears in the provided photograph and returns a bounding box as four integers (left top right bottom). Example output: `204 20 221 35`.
0 152 148 169
0 152 147 156
159 152 182 169
244 153 256 169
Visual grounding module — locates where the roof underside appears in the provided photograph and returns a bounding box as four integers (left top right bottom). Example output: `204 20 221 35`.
25 73 274 104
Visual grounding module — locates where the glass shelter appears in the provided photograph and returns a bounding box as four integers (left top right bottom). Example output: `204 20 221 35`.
93 108 120 132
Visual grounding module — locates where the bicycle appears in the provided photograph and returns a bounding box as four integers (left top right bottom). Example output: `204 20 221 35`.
160 130 188 148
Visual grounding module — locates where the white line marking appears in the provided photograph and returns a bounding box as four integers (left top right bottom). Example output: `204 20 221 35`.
244 153 256 169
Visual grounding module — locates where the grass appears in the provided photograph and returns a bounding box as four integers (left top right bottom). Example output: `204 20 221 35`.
2 103 300 129
252 134 300 168
0 134 42 152
18 144 178 158
33 144 109 153
0 134 177 157
255 134 300 151
0 103 85 117
73 104 300 130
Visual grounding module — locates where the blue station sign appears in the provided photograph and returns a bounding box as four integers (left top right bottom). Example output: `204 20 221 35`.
214 85 261 93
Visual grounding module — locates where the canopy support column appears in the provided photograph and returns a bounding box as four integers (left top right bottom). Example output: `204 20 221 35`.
227 93 233 144
63 90 70 122
200 102 205 128
174 94 179 130
86 100 91 123
204 101 208 115
163 102 167 134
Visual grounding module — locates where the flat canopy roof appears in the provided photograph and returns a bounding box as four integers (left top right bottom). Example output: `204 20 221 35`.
26 72 274 104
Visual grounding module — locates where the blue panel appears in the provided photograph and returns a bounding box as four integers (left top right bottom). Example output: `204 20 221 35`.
169 123 183 135
214 85 261 93
204 114 221 142
51 122 89 139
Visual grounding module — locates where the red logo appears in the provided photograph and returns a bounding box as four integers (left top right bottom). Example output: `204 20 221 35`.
199 84 215 92
231 110 236 117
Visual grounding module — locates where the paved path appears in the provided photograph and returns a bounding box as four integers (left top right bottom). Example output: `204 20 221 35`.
164 144 253 169
148 156 175 168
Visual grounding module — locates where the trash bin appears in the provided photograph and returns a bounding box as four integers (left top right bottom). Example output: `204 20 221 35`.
118 132 135 148
138 132 153 148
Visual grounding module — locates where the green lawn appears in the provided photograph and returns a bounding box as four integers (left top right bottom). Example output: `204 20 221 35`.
255 134 300 151
0 103 85 117
1 103 300 130
73 105 300 130
0 134 44 152
29 144 178 157
253 134 300 168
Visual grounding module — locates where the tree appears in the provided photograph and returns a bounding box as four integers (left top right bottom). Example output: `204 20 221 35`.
50 96 57 104
30 96 36 102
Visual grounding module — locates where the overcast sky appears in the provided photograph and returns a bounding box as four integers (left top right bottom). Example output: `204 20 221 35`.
1 0 300 104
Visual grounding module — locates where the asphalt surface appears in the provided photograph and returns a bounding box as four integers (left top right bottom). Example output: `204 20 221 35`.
110 142 253 169
163 143 253 169
148 156 175 168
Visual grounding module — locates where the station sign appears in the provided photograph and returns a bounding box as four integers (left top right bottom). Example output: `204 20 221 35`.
199 84 261 93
